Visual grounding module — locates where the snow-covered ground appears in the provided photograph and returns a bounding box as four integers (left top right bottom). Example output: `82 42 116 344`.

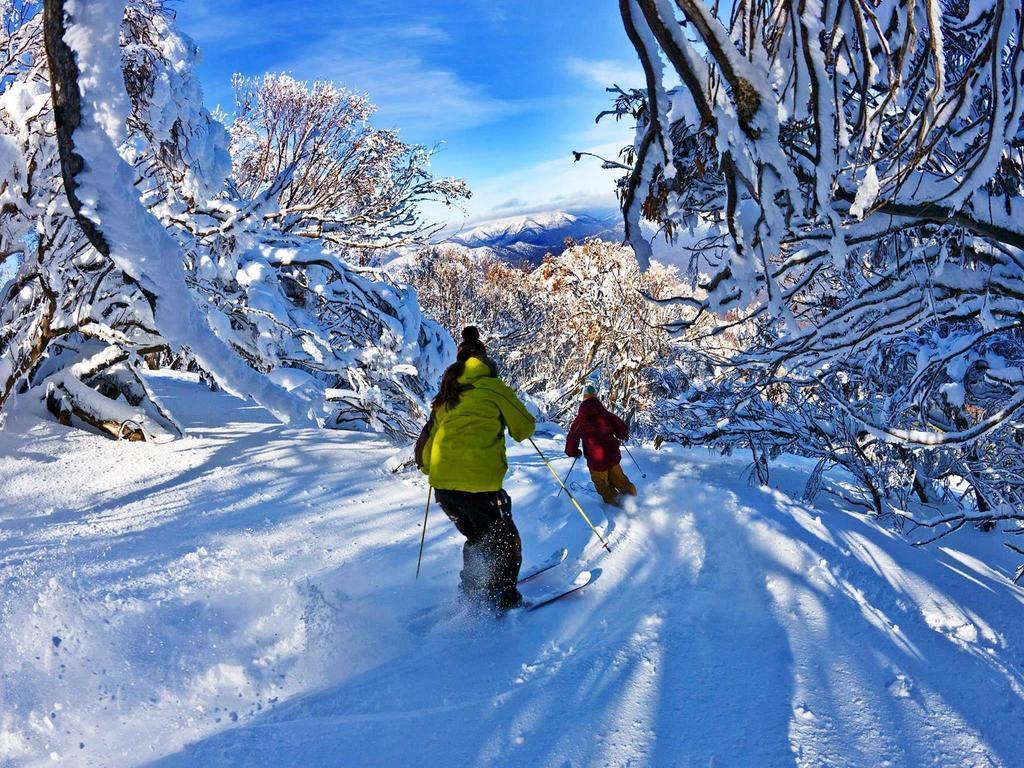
2 372 1023 767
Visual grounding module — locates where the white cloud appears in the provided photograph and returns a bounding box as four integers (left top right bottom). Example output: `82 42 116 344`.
425 141 626 235
565 57 645 90
285 31 520 137
456 138 630 224
177 1 519 139
176 1 326 46
176 0 636 227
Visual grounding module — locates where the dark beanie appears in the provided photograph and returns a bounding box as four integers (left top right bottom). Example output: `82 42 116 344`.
457 326 487 361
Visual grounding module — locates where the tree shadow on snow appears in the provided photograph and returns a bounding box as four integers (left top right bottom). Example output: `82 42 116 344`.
21 384 1016 768
144 446 800 768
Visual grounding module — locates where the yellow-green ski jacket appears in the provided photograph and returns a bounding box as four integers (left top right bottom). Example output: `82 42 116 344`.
418 357 535 492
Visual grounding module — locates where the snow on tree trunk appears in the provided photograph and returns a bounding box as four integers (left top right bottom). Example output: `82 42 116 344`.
43 0 315 428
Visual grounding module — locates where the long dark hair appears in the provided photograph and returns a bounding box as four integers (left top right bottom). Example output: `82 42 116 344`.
432 326 494 411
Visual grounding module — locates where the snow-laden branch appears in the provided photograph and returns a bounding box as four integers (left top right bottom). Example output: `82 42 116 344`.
818 378 1024 448
605 0 1024 541
0 1 451 441
43 0 316 426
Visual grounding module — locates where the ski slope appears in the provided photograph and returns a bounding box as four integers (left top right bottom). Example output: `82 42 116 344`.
2 372 1023 767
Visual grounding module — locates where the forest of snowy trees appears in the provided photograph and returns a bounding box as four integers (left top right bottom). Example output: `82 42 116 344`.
3 0 1024 568
404 239 711 434
5 3 1024 766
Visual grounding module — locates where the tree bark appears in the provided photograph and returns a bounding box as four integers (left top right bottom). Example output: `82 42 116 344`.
42 0 112 257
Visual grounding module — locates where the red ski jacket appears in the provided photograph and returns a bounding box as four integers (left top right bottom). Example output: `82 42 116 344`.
565 398 628 472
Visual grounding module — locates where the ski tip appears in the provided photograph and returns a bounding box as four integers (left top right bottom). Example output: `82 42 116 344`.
521 569 597 612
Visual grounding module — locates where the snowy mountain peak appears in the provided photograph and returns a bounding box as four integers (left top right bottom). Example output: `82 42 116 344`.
454 211 582 244
448 208 623 264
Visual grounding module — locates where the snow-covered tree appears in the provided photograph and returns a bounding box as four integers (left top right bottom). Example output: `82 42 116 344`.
611 0 1024 536
0 0 450 441
407 244 541 354
0 0 182 440
229 73 469 263
406 239 700 432
527 239 699 427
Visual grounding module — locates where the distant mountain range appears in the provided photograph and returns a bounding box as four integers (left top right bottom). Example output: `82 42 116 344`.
447 209 623 264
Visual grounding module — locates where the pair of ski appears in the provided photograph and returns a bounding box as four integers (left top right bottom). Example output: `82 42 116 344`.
518 547 593 610
406 548 594 635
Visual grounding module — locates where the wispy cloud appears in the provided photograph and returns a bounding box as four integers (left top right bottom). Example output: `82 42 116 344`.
493 197 528 212
176 0 639 226
565 57 645 90
282 26 519 137
176 0 519 139
456 0 514 25
173 1 324 46
461 138 628 224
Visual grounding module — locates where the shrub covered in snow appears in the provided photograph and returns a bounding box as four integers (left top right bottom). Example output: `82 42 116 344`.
229 73 469 263
0 0 452 441
405 239 704 432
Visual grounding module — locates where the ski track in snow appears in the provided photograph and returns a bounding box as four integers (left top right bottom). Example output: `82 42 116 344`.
1 371 1023 767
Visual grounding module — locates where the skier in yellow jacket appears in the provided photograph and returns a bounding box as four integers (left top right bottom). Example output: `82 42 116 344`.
415 326 535 612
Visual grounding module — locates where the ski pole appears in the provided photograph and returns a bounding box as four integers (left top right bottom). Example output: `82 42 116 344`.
415 487 432 580
557 455 579 498
529 438 611 552
621 442 647 479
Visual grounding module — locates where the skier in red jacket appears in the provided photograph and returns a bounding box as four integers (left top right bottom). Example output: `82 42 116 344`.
564 384 638 505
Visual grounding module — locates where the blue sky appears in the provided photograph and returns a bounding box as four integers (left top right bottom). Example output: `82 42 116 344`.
173 0 645 224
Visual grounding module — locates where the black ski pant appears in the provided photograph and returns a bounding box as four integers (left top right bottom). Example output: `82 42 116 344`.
434 488 523 611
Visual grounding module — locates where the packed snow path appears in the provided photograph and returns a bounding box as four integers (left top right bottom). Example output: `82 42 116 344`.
2 372 1023 767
